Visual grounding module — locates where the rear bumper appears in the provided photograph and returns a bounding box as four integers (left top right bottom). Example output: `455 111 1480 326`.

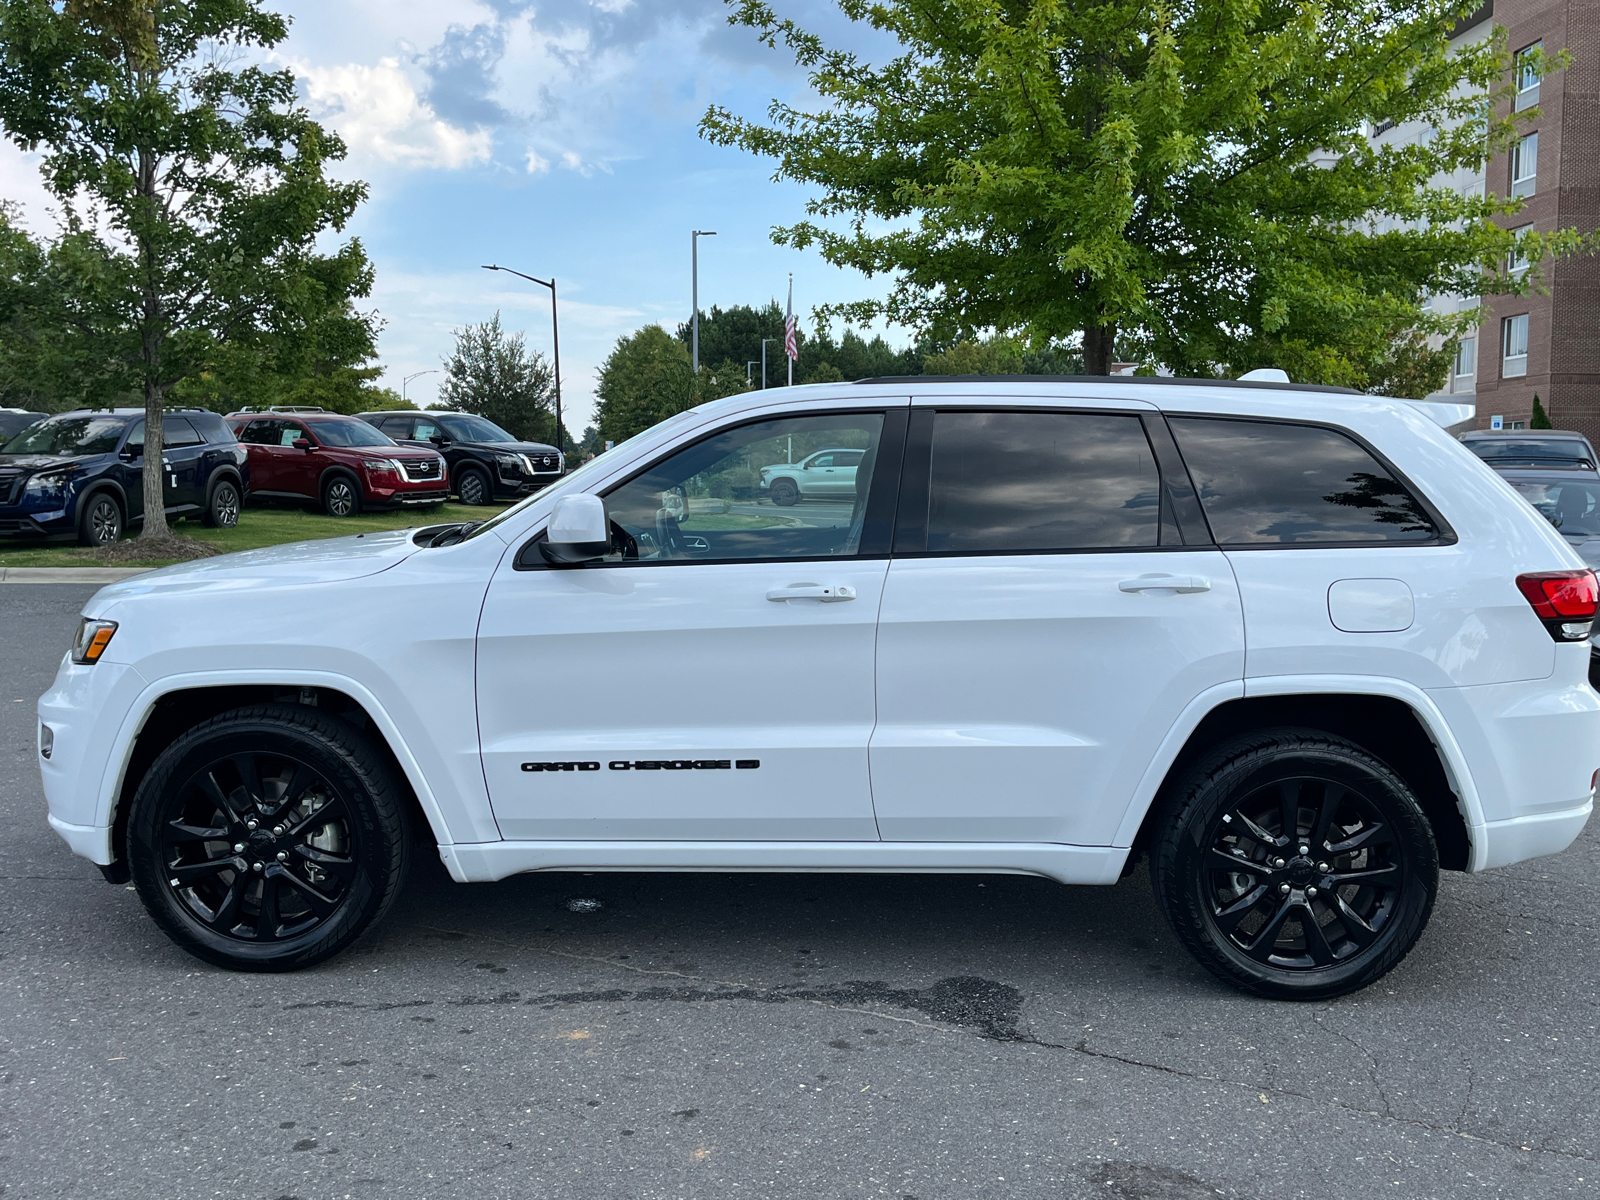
1476 800 1593 871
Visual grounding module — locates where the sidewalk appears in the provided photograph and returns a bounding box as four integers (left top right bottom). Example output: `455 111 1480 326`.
0 567 154 583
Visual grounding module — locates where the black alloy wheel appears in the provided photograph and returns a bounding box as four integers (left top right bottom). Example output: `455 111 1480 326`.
203 478 240 528
1153 729 1437 1000
323 476 360 517
769 478 799 507
76 492 123 546
457 467 491 506
127 704 409 971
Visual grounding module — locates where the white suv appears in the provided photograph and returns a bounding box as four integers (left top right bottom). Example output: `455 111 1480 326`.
38 378 1599 998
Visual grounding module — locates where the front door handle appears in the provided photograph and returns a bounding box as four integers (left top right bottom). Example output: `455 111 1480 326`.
767 583 857 603
1119 574 1210 594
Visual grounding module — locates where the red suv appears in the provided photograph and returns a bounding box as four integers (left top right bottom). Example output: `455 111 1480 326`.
226 411 449 516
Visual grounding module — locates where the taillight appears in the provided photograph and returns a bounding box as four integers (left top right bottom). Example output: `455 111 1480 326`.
1517 570 1598 641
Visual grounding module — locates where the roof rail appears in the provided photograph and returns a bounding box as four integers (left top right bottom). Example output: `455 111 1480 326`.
850 373 1363 396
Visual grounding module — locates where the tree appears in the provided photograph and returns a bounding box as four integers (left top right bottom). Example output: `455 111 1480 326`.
703 1 1585 387
595 324 698 443
1530 393 1552 429
437 312 563 443
0 0 369 540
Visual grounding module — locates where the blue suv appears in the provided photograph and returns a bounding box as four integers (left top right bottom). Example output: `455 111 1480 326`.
0 408 248 545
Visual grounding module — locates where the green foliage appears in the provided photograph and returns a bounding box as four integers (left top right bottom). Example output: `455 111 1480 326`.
595 324 699 443
0 0 370 536
704 1 1590 385
678 301 920 385
438 312 565 444
1530 393 1552 429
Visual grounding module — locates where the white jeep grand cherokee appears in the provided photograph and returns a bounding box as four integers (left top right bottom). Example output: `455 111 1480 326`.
38 378 1599 999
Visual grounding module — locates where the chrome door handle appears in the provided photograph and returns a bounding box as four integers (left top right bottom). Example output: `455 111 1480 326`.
767 584 857 603
1119 574 1210 594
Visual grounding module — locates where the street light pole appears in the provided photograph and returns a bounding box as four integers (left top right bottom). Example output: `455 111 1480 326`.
402 369 439 405
481 264 564 455
691 230 716 374
761 337 778 389
746 360 758 387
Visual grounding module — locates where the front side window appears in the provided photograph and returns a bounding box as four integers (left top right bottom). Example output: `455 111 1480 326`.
597 412 885 563
1503 313 1529 378
413 419 440 441
278 422 310 447
2 415 127 457
1512 132 1538 197
1170 418 1438 545
923 411 1162 553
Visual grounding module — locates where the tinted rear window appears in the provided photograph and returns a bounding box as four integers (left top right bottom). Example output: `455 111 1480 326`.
1466 437 1593 465
924 411 1161 552
1169 418 1437 544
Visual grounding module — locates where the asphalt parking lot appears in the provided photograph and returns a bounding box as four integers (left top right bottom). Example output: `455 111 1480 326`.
3 584 1598 1200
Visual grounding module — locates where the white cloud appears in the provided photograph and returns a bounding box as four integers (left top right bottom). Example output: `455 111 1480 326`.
298 57 493 170
525 149 551 173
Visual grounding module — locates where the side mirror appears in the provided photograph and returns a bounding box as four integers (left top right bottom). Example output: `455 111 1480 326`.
539 494 610 564
120 447 141 461
293 438 313 452
429 435 449 448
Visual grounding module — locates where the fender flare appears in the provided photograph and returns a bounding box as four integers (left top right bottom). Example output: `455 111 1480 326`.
317 465 363 504
73 477 130 526
96 668 464 878
1111 675 1488 871
201 462 242 499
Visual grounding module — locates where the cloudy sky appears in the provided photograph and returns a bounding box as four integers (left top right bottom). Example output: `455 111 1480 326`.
0 0 900 428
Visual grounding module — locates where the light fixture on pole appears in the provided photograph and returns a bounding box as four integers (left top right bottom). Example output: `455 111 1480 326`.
691 230 716 373
746 360 759 386
402 369 439 405
481 264 564 455
761 337 778 390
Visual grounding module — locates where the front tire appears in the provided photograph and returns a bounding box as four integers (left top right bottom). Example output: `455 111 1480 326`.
202 478 240 528
1152 728 1437 1000
126 704 410 972
457 467 491 506
322 475 361 517
769 478 799 507
76 491 124 546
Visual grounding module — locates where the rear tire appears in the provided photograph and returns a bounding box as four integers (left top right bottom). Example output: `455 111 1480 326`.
457 467 491 506
126 703 410 972
76 491 123 546
202 478 240 528
322 475 361 517
1152 728 1437 1000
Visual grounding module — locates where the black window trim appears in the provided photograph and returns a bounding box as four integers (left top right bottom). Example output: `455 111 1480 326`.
514 404 910 571
1164 411 1458 550
891 404 1213 560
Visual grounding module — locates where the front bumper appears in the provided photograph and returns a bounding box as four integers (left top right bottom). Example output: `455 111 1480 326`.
40 656 146 867
365 487 451 508
0 506 75 539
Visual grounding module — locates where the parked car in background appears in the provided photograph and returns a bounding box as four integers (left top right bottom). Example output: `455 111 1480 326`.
0 408 48 443
1460 430 1599 471
0 408 245 545
356 410 563 506
1500 467 1600 689
759 447 866 506
226 412 449 516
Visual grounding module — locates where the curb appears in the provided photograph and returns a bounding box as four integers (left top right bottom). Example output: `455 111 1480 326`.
0 567 156 583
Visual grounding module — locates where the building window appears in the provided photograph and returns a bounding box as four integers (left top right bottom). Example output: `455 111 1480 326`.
1511 133 1538 198
1515 43 1542 111
1508 224 1533 276
1502 314 1529 378
1456 336 1477 381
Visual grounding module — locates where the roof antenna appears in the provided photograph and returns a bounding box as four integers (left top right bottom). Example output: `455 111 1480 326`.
1239 368 1291 383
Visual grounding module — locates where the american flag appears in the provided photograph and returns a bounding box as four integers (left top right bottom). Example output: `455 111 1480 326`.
783 276 798 363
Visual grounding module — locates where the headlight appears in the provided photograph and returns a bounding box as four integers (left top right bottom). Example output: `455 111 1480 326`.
24 470 74 496
361 458 399 474
495 453 522 469
71 618 118 665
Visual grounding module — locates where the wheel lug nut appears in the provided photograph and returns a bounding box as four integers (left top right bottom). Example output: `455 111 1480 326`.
1298 845 1309 855
252 862 263 873
246 820 258 831
1279 883 1291 895
277 851 289 862
272 825 284 836
233 843 245 853
1318 861 1331 873
1306 886 1319 899
1272 857 1286 869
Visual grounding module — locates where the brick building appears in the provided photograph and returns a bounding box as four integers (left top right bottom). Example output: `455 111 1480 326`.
1468 0 1600 438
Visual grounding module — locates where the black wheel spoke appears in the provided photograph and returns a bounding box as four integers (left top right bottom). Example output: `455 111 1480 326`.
1242 898 1296 962
278 870 338 919
166 820 230 843
292 843 356 882
169 857 235 885
1326 821 1394 856
196 770 244 824
1302 904 1338 966
229 755 264 810
1209 846 1271 876
287 793 349 838
256 875 281 939
1333 895 1380 948
1328 865 1399 885
1231 810 1279 847
208 872 248 931
1212 886 1269 936
1278 780 1304 844
1308 784 1345 850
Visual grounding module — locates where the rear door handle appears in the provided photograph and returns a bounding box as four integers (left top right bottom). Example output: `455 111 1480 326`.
1119 574 1210 594
767 584 857 603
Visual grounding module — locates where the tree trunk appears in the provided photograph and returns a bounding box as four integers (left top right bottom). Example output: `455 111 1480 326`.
135 142 171 542
1082 321 1117 375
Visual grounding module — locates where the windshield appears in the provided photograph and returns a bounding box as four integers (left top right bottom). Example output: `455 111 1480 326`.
1512 479 1600 539
1469 438 1593 465
309 420 395 448
2 415 127 457
439 414 516 443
